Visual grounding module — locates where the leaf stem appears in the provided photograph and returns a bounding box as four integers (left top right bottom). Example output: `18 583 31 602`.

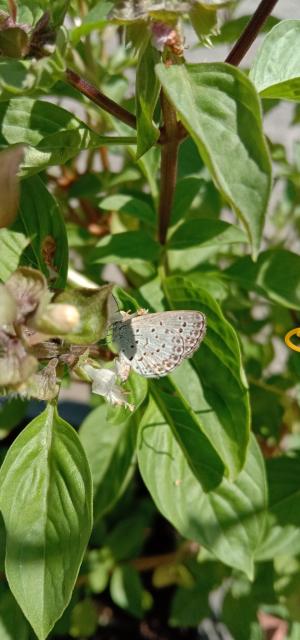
66 68 137 130
158 90 180 245
225 0 280 66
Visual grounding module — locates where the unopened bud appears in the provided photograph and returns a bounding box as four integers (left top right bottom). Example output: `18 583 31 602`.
0 284 17 326
34 303 80 335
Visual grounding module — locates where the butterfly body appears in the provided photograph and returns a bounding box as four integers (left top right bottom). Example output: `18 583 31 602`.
112 310 206 379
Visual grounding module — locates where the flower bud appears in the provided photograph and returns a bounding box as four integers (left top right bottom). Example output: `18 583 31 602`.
33 303 80 335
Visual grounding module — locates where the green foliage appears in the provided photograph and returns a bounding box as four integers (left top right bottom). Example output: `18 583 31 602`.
0 1 299 638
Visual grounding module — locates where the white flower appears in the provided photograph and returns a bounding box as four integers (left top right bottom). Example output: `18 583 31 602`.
83 364 134 411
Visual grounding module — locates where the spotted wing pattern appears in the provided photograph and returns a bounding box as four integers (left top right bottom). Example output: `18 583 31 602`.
112 310 206 378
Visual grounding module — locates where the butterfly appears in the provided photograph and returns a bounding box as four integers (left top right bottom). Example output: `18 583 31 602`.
111 308 206 380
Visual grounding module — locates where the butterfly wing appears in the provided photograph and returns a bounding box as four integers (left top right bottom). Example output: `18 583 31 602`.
113 310 206 378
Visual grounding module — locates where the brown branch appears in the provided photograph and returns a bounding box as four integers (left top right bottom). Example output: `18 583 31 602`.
225 0 280 66
66 68 137 130
158 91 181 245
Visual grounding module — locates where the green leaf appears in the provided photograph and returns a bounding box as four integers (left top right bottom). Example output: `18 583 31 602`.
190 4 219 46
137 398 267 577
70 599 97 638
0 229 29 281
55 284 113 344
79 403 139 520
90 231 160 265
110 565 143 618
0 404 92 640
169 585 210 627
212 15 278 45
256 456 300 561
70 1 114 44
99 194 156 226
0 29 66 101
171 176 203 224
163 275 250 477
0 398 28 440
225 249 300 310
15 175 68 289
135 40 160 159
168 219 246 249
0 98 136 177
150 380 225 490
0 588 30 640
156 62 271 258
250 20 300 101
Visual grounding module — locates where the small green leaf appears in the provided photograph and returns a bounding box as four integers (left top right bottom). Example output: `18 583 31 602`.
99 194 156 226
110 565 143 618
225 249 300 310
70 599 97 638
0 229 29 281
16 175 68 289
171 176 204 224
136 40 160 158
0 404 92 640
0 27 29 58
250 20 300 101
137 398 267 577
0 98 136 177
168 219 246 249
70 1 114 44
156 62 271 258
90 231 160 265
55 284 113 344
0 28 66 101
169 585 210 627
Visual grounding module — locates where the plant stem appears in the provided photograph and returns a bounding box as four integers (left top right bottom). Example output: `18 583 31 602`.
66 68 137 130
225 0 279 66
158 91 180 245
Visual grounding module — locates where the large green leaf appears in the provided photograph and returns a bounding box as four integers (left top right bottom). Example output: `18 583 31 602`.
137 398 267 577
0 98 136 177
168 219 246 249
0 404 92 640
163 276 250 477
135 40 160 159
250 20 300 101
0 229 29 281
225 249 300 310
156 62 271 258
90 231 160 265
15 175 68 289
256 456 300 561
